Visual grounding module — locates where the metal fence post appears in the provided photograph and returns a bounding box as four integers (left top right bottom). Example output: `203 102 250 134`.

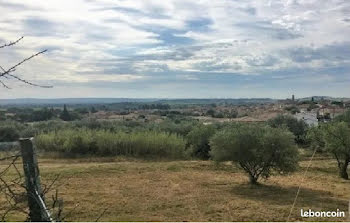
19 138 51 222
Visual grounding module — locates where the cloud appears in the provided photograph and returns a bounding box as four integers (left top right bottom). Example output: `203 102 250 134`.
0 0 349 98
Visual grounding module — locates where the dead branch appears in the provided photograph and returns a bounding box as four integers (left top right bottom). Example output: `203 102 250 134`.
0 36 23 49
0 36 53 88
0 50 47 78
0 80 10 89
7 73 53 88
0 152 64 221
0 153 28 221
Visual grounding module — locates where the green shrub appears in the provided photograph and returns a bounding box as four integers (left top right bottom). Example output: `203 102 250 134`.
186 124 216 159
308 122 350 179
0 126 20 142
284 106 300 114
334 109 350 123
268 114 308 145
35 129 187 159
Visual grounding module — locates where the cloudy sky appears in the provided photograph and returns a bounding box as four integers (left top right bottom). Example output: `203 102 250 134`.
0 0 349 99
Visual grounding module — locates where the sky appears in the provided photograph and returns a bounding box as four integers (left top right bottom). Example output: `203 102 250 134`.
0 0 349 99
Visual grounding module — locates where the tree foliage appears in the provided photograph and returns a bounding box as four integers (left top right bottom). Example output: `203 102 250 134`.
308 122 350 179
210 124 298 184
186 124 216 159
268 114 308 144
60 104 71 121
0 125 20 142
333 109 350 123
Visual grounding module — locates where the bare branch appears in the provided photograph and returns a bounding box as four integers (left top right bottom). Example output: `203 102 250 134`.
0 50 47 78
0 36 23 49
0 153 29 221
0 80 10 88
42 174 60 195
7 73 53 88
0 52 53 88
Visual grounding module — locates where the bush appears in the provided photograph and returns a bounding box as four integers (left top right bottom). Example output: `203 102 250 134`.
148 119 198 136
186 125 216 159
0 126 20 142
307 103 318 111
334 109 350 123
268 114 308 144
210 124 298 184
308 122 350 179
284 106 300 114
35 129 187 159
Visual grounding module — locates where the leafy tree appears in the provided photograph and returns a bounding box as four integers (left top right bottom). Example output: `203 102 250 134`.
307 103 318 111
31 108 54 121
206 109 215 117
306 126 326 152
186 125 216 159
210 124 298 184
268 114 308 144
284 106 300 114
309 122 350 179
213 113 224 118
60 104 71 121
331 101 344 107
229 110 238 118
75 107 89 114
334 109 350 123
0 126 20 142
90 106 98 113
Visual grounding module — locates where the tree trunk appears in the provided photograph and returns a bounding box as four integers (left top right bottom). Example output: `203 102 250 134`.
249 174 258 184
339 158 349 180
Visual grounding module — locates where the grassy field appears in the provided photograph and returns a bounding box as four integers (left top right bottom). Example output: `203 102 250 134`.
1 155 349 222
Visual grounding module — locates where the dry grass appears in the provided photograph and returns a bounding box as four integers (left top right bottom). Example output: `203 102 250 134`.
1 155 349 222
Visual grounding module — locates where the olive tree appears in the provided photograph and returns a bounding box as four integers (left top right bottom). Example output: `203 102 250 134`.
334 109 350 123
308 122 350 179
268 114 308 144
210 124 299 184
186 124 216 159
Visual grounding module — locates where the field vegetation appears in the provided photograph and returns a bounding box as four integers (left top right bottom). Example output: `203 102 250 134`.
0 102 349 221
0 155 348 222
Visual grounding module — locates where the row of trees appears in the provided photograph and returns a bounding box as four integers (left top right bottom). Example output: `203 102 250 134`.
186 112 350 183
0 105 82 122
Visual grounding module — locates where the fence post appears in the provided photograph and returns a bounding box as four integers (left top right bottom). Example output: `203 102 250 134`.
19 138 50 222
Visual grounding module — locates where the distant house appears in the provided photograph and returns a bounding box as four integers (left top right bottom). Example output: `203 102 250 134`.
4 113 16 118
294 111 318 126
344 101 350 108
316 106 335 122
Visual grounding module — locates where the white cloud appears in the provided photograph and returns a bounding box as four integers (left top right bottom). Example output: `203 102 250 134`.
0 0 349 97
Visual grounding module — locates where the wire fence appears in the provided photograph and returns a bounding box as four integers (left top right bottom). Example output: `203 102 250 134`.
0 138 53 222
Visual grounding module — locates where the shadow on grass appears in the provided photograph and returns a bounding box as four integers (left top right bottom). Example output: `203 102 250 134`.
231 183 348 209
306 166 339 175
